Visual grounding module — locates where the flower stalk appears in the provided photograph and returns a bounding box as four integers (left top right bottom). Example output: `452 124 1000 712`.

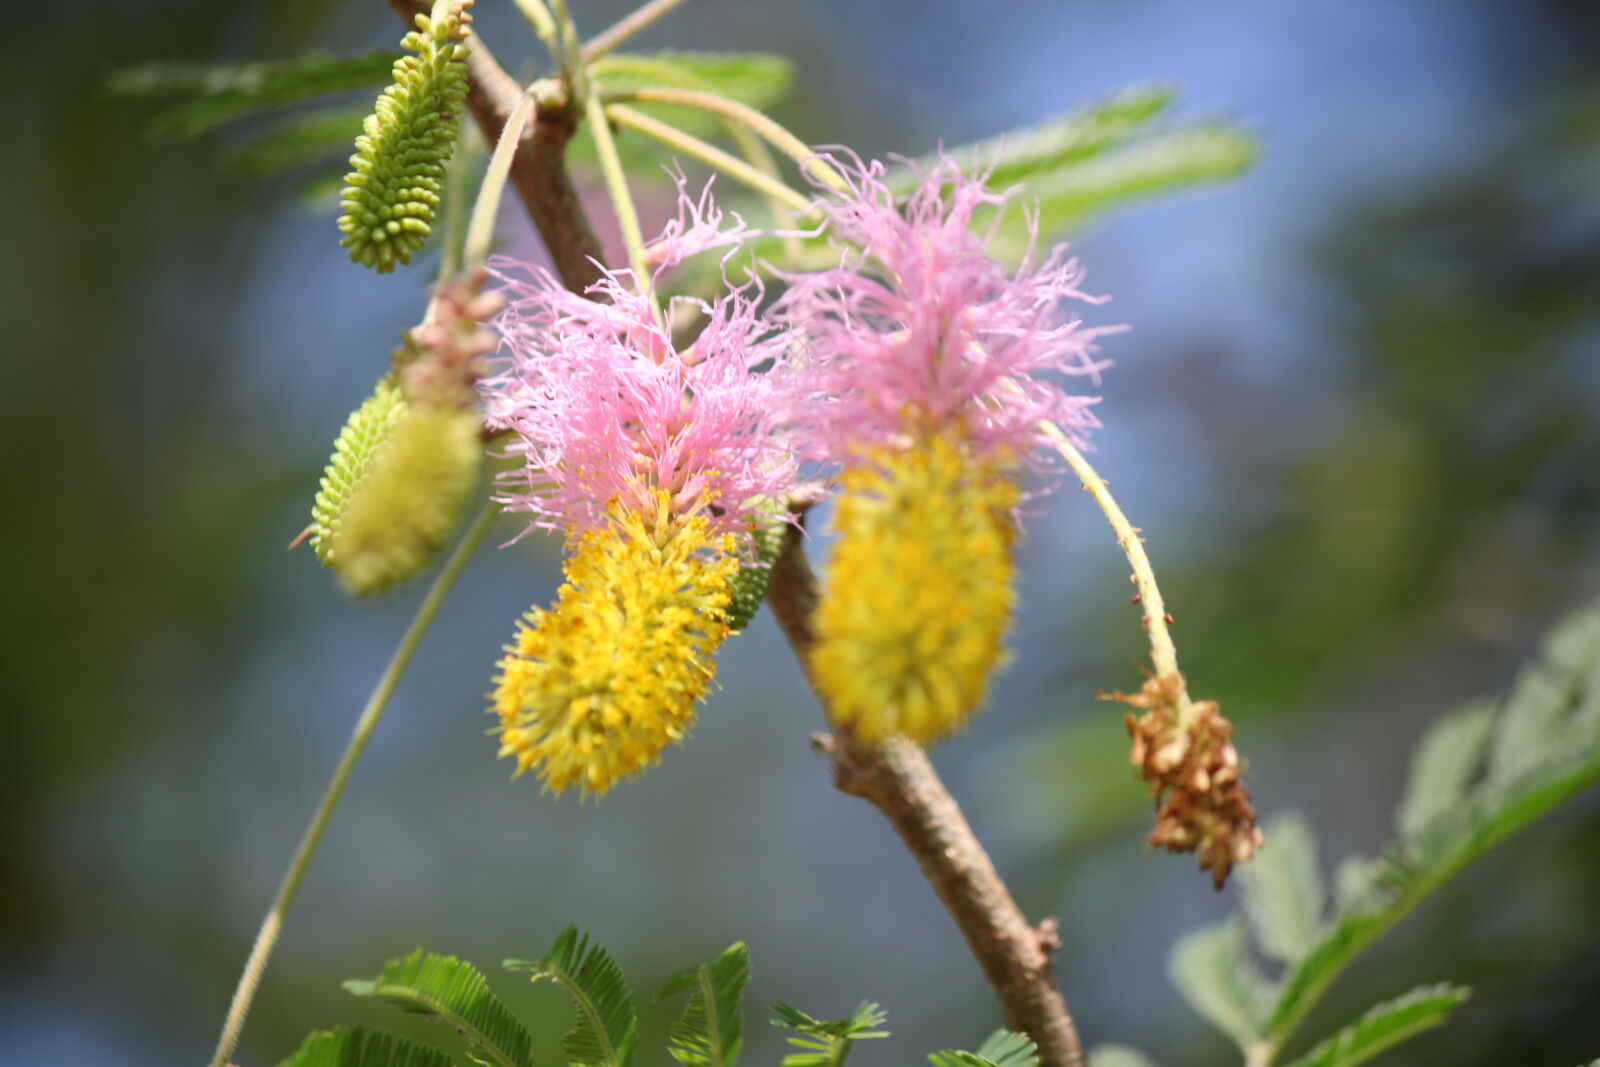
207 502 498 1067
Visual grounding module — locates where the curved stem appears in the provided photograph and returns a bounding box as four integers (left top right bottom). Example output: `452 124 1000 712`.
606 85 847 193
584 93 662 322
1041 422 1191 710
464 86 539 267
582 0 691 62
603 103 815 214
206 502 499 1067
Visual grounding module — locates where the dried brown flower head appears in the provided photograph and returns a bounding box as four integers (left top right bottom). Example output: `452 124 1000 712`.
1114 672 1263 889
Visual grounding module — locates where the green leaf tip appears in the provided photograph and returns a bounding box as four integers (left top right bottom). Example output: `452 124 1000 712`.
656 942 752 1067
506 925 639 1067
274 1024 455 1067
1282 984 1469 1067
929 1029 1040 1067
770 1001 889 1067
341 949 536 1067
726 511 788 632
338 1 475 272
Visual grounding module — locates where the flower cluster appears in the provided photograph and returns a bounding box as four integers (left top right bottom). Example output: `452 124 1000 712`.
479 183 793 795
774 154 1119 744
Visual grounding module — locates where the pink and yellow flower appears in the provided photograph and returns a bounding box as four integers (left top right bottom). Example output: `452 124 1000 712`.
479 182 793 795
777 153 1121 745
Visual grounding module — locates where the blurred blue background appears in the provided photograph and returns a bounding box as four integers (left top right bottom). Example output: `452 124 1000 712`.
5 0 1599 1064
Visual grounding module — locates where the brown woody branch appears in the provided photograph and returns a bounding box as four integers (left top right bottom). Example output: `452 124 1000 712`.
387 0 604 293
766 518 1085 1067
389 5 1085 1061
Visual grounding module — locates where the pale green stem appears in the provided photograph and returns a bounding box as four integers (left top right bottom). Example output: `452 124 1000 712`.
434 125 475 288
511 0 562 67
724 119 805 264
464 87 539 268
205 502 499 1067
584 94 664 322
581 0 692 62
604 103 815 215
608 85 848 193
548 0 585 93
1042 423 1192 711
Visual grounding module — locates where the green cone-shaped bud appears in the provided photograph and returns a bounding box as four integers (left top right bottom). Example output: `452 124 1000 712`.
338 1 474 272
328 407 482 597
311 378 408 565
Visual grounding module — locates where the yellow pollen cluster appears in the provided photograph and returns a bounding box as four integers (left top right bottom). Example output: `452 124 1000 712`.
813 431 1020 745
492 497 739 796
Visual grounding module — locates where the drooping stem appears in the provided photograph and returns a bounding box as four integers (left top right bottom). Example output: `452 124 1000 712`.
1041 423 1188 704
464 86 539 267
764 522 1086 1067
206 503 499 1067
603 103 815 214
581 0 692 62
606 85 848 192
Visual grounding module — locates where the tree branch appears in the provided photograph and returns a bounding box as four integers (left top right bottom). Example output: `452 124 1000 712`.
387 0 604 293
766 518 1086 1067
380 4 1083 1059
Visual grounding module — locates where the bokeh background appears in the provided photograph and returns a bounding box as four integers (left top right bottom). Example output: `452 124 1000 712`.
6 0 1600 1064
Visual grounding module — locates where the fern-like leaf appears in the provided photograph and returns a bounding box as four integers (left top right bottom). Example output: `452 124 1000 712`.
326 406 480 596
929 1029 1039 1067
506 925 638 1067
1280 984 1469 1067
311 378 408 566
275 1025 455 1067
769 1001 889 1067
108 53 399 138
342 950 535 1067
656 942 751 1067
338 1 473 272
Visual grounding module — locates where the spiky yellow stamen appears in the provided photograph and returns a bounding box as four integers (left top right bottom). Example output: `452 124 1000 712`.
492 495 739 796
813 431 1020 745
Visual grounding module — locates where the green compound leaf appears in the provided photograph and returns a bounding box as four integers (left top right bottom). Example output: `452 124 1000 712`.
311 378 408 567
1238 812 1326 965
1167 920 1274 1053
327 406 481 597
929 1029 1039 1067
1264 597 1600 1048
769 1001 889 1067
656 941 751 1067
1280 984 1469 1067
274 1025 455 1067
342 950 535 1067
107 52 399 138
338 2 473 272
726 511 789 632
1087 1047 1162 1067
506 925 638 1067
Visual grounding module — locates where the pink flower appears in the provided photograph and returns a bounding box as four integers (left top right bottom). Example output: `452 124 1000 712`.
775 153 1123 468
479 180 796 541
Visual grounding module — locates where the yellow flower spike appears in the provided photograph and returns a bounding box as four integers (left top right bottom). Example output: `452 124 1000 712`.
812 431 1021 746
492 495 739 797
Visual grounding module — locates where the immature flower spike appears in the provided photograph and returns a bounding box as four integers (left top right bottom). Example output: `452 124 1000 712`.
494 499 738 796
311 378 407 567
338 0 473 272
777 154 1120 746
